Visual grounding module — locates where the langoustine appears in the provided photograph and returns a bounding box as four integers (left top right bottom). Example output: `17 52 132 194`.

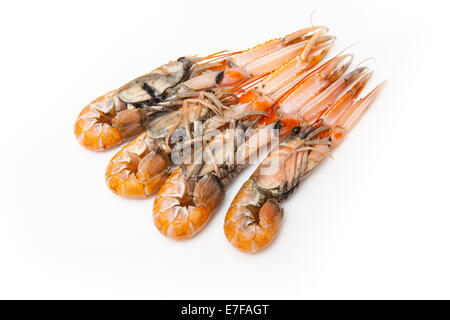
224 76 386 253
151 54 358 240
105 29 335 199
75 26 331 151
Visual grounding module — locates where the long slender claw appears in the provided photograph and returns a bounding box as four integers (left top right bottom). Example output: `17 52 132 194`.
277 54 353 117
232 26 326 67
299 26 328 62
185 26 334 91
322 70 374 127
336 80 387 135
299 66 369 122
283 25 327 43
258 36 335 99
243 40 310 77
245 32 333 78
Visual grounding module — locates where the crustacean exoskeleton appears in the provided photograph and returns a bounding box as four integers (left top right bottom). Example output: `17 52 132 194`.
224 77 386 253
105 31 335 199
151 54 358 240
75 26 332 151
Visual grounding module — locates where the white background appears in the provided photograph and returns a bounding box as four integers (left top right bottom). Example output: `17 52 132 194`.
1 0 449 299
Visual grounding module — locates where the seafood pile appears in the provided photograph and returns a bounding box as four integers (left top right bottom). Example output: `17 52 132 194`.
74 25 384 253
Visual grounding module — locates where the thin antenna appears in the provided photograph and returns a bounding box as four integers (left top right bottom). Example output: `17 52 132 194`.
310 10 317 27
355 57 376 69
